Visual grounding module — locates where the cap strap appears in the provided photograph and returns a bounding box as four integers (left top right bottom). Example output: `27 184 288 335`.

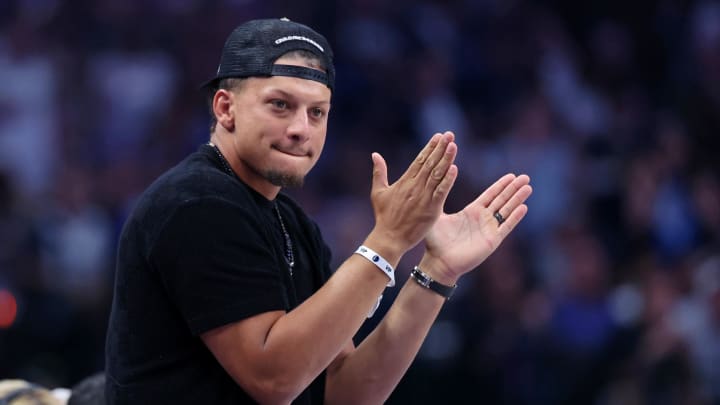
271 64 331 88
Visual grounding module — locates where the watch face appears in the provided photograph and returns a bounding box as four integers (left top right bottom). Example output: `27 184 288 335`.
412 267 456 300
412 268 431 287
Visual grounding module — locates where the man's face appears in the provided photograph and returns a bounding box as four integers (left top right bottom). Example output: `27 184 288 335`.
227 56 331 194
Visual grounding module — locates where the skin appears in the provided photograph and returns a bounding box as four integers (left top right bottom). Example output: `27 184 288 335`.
203 55 533 404
209 56 331 200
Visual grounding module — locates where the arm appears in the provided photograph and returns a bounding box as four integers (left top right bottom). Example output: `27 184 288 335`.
202 132 459 404
325 173 533 404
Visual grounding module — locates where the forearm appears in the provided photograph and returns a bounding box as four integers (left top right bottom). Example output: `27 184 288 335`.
238 234 405 401
264 258 386 370
325 259 457 404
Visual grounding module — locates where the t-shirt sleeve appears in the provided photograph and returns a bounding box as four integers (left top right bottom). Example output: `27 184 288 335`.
149 197 287 336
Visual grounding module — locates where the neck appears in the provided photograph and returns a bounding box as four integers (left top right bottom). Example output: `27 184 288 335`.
209 135 281 200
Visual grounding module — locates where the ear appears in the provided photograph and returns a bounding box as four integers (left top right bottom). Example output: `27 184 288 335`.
212 89 236 132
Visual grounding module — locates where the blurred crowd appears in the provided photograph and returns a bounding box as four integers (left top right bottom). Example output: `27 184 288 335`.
1 0 719 403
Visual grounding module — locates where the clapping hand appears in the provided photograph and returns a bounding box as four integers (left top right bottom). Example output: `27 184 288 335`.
367 132 458 255
420 174 533 283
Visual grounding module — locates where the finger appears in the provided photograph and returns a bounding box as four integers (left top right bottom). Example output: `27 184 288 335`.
403 133 441 179
432 164 458 204
495 184 533 222
371 152 389 190
498 203 529 237
475 173 516 208
415 131 454 182
425 140 457 189
488 174 531 214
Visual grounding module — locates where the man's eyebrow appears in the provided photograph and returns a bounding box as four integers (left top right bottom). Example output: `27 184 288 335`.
264 88 331 106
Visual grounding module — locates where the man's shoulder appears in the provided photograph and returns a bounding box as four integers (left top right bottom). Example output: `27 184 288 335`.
147 149 254 209
126 148 260 233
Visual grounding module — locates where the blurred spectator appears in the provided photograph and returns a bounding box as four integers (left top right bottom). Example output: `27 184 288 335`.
86 46 178 163
0 17 59 198
37 164 113 305
0 379 66 405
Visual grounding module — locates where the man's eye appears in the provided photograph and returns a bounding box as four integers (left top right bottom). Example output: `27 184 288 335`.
311 107 325 118
271 100 288 109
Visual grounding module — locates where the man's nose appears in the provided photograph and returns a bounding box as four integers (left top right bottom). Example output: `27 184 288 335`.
286 109 310 142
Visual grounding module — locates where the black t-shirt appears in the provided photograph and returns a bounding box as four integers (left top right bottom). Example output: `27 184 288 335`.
105 144 333 404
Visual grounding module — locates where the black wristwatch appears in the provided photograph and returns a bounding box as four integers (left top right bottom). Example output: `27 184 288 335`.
410 266 457 300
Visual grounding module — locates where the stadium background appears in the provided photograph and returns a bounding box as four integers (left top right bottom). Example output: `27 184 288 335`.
1 0 719 403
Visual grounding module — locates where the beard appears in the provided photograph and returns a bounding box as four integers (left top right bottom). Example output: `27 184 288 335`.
264 169 305 188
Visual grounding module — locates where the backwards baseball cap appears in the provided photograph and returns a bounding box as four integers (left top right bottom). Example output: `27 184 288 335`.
203 18 335 91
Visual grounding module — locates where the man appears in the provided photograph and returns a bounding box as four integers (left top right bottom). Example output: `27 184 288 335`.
105 18 532 404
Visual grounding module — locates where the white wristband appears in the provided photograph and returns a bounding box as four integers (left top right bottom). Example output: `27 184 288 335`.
354 245 396 287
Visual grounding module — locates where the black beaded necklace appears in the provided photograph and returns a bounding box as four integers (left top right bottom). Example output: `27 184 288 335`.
208 142 295 275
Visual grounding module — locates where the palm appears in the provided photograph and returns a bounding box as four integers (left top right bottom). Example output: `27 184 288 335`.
425 174 532 278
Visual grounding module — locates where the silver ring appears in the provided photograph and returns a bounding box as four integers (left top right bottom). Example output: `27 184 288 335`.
493 211 505 225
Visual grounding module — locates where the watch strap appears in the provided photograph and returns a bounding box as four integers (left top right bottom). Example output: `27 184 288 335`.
410 266 457 300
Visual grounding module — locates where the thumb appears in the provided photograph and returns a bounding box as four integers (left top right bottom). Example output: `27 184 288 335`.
371 152 389 190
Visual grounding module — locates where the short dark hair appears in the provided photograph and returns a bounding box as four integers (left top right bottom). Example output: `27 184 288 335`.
207 49 327 135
